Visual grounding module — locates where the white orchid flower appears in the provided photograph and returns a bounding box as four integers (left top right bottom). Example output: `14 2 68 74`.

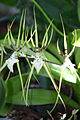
0 51 28 73
7 51 27 72
31 53 44 73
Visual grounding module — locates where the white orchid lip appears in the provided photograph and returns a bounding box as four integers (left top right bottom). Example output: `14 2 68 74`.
6 52 19 73
31 53 44 73
62 57 75 73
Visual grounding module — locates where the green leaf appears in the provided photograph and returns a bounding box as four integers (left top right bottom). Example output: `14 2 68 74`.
6 88 80 109
72 83 80 104
0 103 13 116
43 50 61 64
6 73 28 97
48 44 64 63
0 77 6 109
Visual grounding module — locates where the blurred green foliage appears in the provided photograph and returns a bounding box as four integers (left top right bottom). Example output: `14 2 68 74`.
0 0 80 117
0 0 16 6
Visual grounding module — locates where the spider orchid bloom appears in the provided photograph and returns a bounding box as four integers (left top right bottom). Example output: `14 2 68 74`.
62 35 76 74
0 52 20 73
57 16 76 74
57 39 76 74
31 53 44 73
6 51 27 72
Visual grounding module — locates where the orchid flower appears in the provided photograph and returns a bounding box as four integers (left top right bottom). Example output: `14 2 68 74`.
50 16 80 113
62 57 75 74
57 16 77 75
23 10 66 110
0 52 19 73
31 53 44 73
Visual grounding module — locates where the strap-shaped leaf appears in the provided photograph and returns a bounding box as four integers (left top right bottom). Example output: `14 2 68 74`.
6 88 80 109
